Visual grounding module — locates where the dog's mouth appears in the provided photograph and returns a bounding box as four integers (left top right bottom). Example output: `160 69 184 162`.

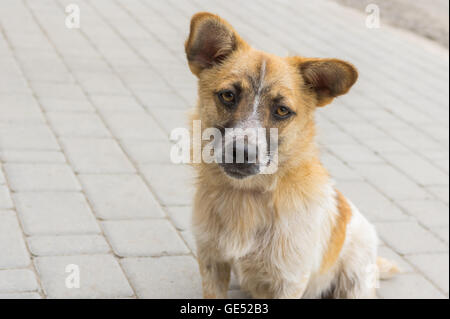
220 163 260 179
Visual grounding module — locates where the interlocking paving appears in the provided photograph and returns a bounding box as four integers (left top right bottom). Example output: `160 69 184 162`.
0 0 448 298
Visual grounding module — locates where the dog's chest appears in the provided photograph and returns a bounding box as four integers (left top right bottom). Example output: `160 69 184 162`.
211 190 274 259
211 190 318 260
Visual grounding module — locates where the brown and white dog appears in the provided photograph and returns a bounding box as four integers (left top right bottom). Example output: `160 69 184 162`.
185 12 398 299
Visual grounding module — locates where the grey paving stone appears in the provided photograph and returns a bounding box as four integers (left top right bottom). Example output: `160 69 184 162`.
175 88 197 107
0 210 30 269
320 152 364 181
0 124 59 150
316 122 357 145
396 200 449 228
102 112 167 141
0 150 66 163
351 163 433 201
7 33 52 52
180 230 196 256
26 68 75 84
16 50 66 76
136 90 188 110
79 174 165 219
0 269 39 293
47 112 111 138
362 138 413 155
406 253 449 295
328 144 384 164
114 65 164 89
420 149 450 162
35 255 134 298
61 138 136 174
19 63 69 82
141 164 194 206
160 69 196 90
318 103 361 122
0 167 5 184
90 95 144 113
31 82 86 100
0 76 29 95
389 128 444 151
121 256 202 298
341 122 391 140
338 181 409 222
147 108 190 134
102 219 189 257
377 273 446 299
431 226 449 244
4 163 81 192
121 140 173 164
435 158 449 174
0 186 13 209
0 94 39 111
78 75 129 95
14 192 100 236
0 292 41 299
39 98 95 113
383 153 448 186
63 57 110 74
0 103 45 124
166 206 192 231
27 235 110 256
375 221 448 255
427 185 449 204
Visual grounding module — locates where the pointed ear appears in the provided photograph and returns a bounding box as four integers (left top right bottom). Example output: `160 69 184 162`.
185 12 247 76
291 57 358 107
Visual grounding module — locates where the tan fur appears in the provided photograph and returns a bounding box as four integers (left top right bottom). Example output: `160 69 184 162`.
377 257 401 280
320 190 352 274
185 12 395 299
199 259 231 299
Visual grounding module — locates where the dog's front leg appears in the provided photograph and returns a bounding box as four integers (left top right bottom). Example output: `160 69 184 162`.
197 247 231 299
273 272 311 299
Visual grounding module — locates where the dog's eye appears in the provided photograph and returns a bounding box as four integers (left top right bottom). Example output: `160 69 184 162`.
274 106 292 119
218 90 236 106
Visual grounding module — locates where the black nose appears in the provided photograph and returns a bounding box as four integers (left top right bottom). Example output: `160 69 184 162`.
220 143 260 179
232 144 258 164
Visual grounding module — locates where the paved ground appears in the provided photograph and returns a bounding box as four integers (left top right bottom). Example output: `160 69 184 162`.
335 0 449 48
0 0 448 299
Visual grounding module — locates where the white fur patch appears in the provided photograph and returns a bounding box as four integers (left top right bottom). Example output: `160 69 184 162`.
251 59 266 118
225 60 270 167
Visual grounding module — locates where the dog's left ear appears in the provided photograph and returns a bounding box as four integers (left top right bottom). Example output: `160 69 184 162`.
290 57 358 107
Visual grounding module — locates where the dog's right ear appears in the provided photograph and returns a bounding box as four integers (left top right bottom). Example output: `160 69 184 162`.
185 12 246 76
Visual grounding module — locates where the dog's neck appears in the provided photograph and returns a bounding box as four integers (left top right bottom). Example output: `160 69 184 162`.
196 143 330 206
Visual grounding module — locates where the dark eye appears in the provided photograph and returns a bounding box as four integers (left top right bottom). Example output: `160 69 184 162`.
274 106 293 119
218 90 236 107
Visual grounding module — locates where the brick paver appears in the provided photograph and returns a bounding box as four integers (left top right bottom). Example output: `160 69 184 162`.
0 210 30 269
0 0 448 298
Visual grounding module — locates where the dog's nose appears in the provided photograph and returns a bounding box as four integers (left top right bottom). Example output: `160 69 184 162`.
232 143 258 164
220 143 260 179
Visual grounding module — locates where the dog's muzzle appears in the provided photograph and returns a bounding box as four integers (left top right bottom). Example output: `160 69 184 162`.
219 142 260 179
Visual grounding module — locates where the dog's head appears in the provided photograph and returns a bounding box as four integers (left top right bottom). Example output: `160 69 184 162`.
185 12 357 181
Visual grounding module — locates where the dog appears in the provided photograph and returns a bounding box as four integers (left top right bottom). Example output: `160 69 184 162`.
185 12 399 299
